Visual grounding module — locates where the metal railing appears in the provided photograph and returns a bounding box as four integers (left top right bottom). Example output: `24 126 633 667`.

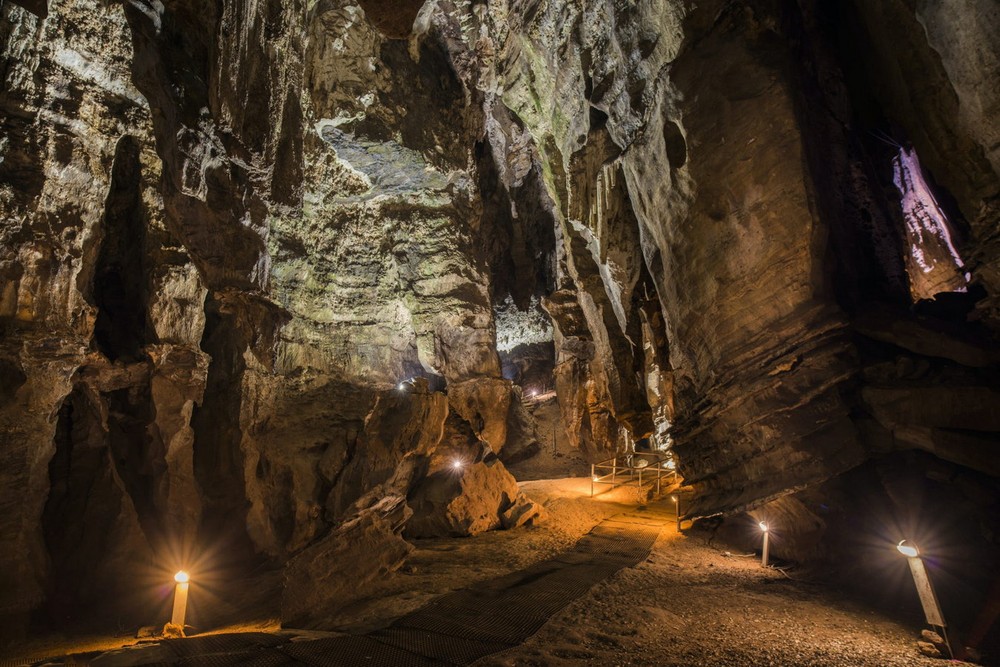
590 452 679 497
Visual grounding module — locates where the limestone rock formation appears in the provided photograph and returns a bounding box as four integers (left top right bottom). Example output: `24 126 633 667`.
281 496 414 629
2 0 1000 643
406 445 520 538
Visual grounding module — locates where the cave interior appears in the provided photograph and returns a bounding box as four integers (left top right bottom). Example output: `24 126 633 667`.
1 0 999 663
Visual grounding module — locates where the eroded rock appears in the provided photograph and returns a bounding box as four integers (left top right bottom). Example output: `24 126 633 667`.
281 496 413 629
3 0 1000 642
406 444 520 538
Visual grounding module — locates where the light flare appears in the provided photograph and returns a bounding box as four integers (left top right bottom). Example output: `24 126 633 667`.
897 540 919 558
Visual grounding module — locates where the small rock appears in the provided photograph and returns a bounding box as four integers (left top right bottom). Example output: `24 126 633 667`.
917 640 942 659
162 622 185 639
921 629 945 646
501 492 547 529
135 625 158 639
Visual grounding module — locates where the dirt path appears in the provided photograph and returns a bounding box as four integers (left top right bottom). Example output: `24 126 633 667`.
474 498 954 667
10 479 958 666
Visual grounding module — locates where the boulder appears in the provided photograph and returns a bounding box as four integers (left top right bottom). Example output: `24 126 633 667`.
500 492 547 530
406 448 520 538
281 496 413 629
447 378 514 453
326 387 448 520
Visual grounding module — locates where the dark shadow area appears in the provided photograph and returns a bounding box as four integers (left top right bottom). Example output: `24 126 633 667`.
191 297 262 576
39 388 153 633
0 358 27 403
93 136 148 362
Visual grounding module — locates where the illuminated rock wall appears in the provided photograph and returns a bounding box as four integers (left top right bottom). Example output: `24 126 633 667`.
1 0 999 638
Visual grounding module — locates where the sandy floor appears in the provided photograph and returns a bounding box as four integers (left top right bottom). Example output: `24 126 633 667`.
343 477 953 666
475 499 951 667
326 478 643 633
8 478 960 666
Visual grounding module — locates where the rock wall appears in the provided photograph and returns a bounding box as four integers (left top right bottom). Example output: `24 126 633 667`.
2 0 999 640
0 0 208 632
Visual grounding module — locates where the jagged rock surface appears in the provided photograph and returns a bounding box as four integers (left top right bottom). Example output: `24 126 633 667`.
2 0 1000 642
406 445 520 538
281 496 414 629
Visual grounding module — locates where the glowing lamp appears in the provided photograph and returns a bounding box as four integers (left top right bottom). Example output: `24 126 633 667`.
592 476 599 482
759 522 770 567
171 571 190 629
397 382 405 391
896 539 951 657
452 459 463 470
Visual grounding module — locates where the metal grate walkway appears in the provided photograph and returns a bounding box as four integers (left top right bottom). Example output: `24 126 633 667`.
81 511 664 666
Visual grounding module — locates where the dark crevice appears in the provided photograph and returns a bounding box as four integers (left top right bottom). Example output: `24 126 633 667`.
40 389 122 627
7 0 47 18
93 136 148 362
191 296 259 569
106 384 164 548
0 358 26 403
662 119 687 169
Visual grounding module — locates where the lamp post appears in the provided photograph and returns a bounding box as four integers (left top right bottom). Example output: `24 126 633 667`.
896 540 953 658
759 522 770 567
171 571 190 629
671 495 680 531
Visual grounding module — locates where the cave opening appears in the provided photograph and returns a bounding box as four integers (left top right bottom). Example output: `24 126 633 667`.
812 0 986 321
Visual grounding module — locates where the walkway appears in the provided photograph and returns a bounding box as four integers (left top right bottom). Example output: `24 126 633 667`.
82 508 667 666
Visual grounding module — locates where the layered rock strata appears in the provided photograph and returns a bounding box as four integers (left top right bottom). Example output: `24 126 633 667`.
1 0 999 641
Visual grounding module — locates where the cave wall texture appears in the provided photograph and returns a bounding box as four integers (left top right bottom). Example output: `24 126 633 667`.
1 0 998 638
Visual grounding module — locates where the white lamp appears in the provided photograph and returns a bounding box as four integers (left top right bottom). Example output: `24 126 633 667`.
759 522 769 567
896 540 952 658
171 571 190 629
